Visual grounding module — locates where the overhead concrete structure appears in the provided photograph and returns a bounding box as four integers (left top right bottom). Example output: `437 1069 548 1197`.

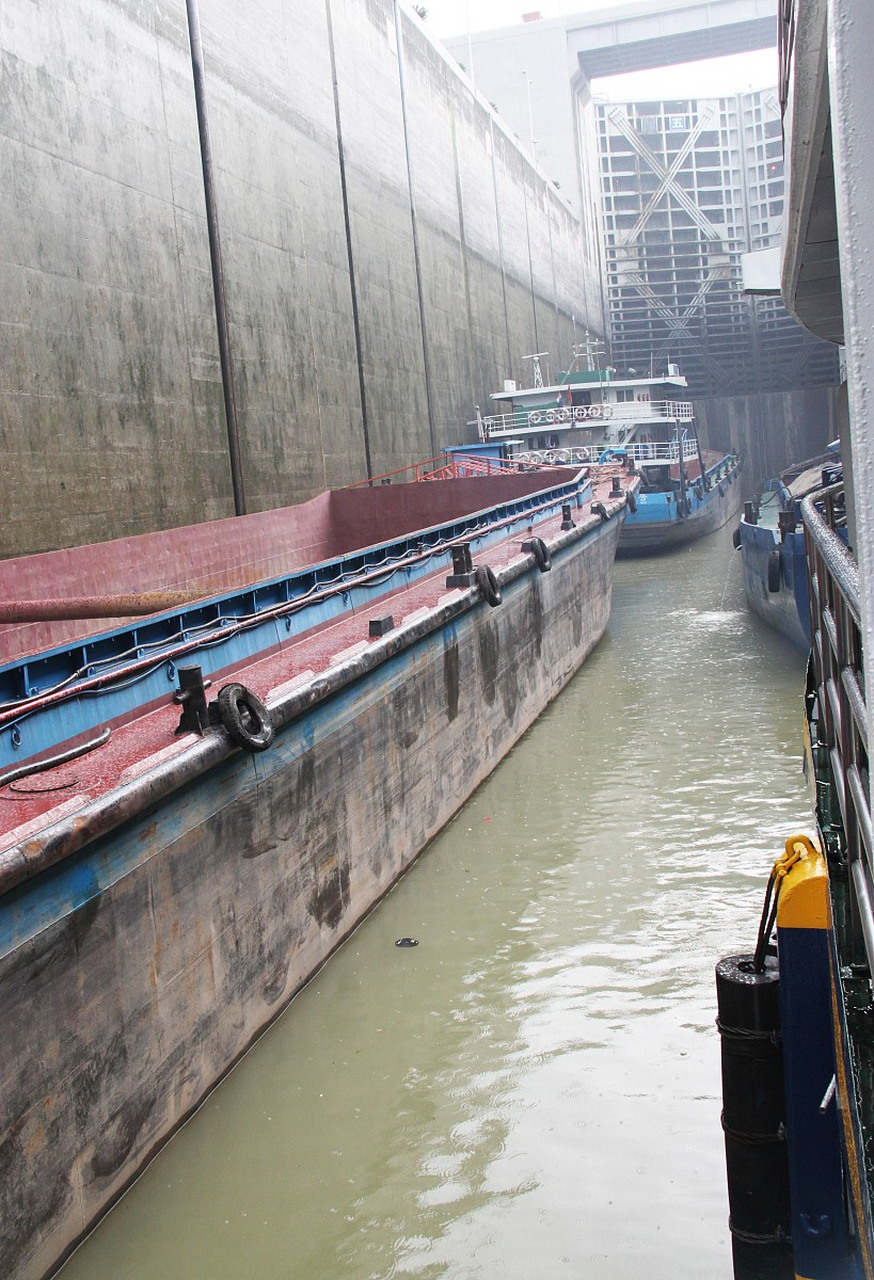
443 0 778 215
779 0 842 345
568 0 777 80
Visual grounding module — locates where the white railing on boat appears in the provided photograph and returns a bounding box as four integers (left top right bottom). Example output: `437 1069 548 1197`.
513 438 699 466
476 400 695 440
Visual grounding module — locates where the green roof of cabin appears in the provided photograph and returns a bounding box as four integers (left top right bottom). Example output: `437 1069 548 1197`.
557 370 612 384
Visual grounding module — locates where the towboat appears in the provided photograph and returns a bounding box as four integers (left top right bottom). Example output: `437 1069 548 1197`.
734 449 842 651
0 457 633 1280
468 352 743 555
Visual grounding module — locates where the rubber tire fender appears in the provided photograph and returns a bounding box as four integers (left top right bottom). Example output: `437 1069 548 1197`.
767 548 782 593
732 525 741 550
217 683 276 752
475 564 503 607
625 489 637 513
529 537 552 573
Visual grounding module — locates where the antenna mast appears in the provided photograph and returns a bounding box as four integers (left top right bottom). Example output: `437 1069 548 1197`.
522 352 549 388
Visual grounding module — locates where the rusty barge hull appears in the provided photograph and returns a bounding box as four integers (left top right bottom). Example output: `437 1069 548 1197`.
0 470 627 1279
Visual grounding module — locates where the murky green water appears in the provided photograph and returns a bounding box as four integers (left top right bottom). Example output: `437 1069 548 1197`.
60 525 810 1279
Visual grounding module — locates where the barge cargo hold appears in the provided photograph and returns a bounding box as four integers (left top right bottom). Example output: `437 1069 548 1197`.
0 462 631 1280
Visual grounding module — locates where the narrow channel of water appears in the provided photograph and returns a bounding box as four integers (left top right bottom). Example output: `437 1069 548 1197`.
60 524 810 1279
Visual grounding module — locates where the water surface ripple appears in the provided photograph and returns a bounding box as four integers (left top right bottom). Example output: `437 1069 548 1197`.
60 525 810 1279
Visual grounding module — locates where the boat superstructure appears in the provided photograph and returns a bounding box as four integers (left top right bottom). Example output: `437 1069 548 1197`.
467 350 742 555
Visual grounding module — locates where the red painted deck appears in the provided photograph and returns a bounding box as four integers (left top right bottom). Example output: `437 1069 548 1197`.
0 467 628 849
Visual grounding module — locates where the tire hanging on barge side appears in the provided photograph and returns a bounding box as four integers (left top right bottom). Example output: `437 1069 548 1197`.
716 952 794 1279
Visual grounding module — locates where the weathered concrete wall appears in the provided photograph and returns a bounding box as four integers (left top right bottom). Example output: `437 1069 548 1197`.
695 385 841 493
0 0 603 557
0 517 618 1279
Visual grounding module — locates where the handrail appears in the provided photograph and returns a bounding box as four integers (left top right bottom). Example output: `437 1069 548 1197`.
477 400 695 439
343 453 450 487
802 481 872 969
423 454 570 479
626 438 699 464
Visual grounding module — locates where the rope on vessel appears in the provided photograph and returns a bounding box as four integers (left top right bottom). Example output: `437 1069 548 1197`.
720 1111 786 1143
752 836 810 971
729 1220 792 1246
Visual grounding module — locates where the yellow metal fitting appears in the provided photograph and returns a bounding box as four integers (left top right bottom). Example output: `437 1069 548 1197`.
775 833 829 931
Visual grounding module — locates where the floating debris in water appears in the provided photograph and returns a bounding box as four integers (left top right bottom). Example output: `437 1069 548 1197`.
395 937 418 947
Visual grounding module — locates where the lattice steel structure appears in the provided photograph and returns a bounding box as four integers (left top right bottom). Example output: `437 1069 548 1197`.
597 90 839 397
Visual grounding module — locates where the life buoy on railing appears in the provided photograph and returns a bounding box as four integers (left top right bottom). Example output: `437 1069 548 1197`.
558 407 571 423
573 406 587 421
588 404 601 419
218 683 275 752
556 449 570 463
475 564 503 607
545 409 556 424
544 450 556 463
573 447 591 462
601 404 614 418
528 411 541 425
517 451 531 463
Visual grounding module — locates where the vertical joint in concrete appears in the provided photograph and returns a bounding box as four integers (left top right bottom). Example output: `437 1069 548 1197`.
325 0 372 480
185 0 247 516
393 0 438 459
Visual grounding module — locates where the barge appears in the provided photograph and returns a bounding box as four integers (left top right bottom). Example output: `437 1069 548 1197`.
0 459 631 1280
735 451 842 652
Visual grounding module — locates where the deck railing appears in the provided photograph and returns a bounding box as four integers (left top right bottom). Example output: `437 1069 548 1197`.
476 400 695 439
802 482 874 969
343 451 567 488
513 437 700 466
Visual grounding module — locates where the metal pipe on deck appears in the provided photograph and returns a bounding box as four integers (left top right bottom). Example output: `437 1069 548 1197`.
0 592 207 622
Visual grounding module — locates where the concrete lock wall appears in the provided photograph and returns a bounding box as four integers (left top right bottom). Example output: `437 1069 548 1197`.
695 386 841 492
0 0 602 559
